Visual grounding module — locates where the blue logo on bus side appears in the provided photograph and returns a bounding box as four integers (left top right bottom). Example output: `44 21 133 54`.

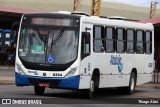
110 55 123 73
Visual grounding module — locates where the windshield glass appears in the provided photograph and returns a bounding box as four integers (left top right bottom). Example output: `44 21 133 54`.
18 28 79 64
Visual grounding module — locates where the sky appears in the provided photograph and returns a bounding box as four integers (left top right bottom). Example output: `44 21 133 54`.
103 0 160 8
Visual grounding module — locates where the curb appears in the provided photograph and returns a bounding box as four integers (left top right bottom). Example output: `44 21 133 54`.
139 83 160 89
0 67 14 70
153 86 160 89
0 81 15 85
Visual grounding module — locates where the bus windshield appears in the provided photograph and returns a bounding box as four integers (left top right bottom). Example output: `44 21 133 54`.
18 15 79 65
19 28 79 64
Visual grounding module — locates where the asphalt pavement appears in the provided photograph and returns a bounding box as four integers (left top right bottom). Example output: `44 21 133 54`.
0 66 15 85
0 66 160 107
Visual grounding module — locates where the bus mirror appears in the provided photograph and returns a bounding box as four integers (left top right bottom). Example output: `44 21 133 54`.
11 22 20 30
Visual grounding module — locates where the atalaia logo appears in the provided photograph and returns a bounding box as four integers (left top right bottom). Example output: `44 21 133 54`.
110 55 123 73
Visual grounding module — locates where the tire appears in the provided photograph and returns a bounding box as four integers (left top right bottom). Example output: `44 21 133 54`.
85 79 95 99
126 72 136 94
34 86 45 95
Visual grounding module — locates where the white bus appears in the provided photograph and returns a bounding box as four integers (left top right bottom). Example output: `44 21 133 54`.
15 12 154 98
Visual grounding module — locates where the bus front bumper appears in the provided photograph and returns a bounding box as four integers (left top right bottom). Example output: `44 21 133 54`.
15 72 80 89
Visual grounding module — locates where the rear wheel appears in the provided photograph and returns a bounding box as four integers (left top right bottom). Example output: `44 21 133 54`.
34 86 45 95
126 72 136 94
85 79 95 99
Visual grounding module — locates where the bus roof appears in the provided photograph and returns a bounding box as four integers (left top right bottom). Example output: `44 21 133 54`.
82 16 154 31
22 12 154 31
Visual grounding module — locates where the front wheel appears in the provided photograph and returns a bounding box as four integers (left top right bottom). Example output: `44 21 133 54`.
34 86 45 95
85 80 95 99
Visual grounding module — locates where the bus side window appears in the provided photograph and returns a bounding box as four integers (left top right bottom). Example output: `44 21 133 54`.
136 30 144 54
105 27 115 53
81 32 90 59
117 28 125 53
145 31 152 54
126 29 135 53
93 26 105 52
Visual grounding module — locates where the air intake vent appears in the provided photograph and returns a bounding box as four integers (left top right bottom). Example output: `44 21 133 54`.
108 16 127 20
58 11 71 14
71 11 90 16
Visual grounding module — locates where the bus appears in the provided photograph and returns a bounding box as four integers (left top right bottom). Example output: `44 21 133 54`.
15 12 154 98
0 29 3 51
0 29 12 50
3 29 12 46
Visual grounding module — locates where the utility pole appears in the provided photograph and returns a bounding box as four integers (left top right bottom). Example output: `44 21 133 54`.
150 1 158 18
73 0 80 11
91 0 101 16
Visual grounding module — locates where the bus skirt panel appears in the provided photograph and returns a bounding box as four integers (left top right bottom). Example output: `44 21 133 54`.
15 72 80 89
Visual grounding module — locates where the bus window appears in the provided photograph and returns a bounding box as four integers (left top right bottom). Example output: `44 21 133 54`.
126 29 135 53
93 26 104 52
117 28 125 53
136 30 144 53
145 31 152 54
81 32 90 59
105 27 115 52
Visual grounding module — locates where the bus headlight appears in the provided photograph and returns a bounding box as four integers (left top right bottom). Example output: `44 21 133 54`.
65 66 78 78
16 64 26 75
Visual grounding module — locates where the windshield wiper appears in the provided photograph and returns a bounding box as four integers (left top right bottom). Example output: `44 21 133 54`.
51 29 65 51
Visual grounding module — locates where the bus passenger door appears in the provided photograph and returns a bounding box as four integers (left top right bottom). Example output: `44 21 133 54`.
79 26 92 89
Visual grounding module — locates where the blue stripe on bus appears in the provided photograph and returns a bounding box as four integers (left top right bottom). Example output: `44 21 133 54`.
15 72 80 89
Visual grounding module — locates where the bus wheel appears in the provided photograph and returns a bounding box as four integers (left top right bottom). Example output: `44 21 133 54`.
34 86 45 95
85 79 95 99
126 72 136 94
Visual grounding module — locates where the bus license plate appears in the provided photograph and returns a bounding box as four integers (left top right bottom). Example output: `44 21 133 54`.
39 83 49 87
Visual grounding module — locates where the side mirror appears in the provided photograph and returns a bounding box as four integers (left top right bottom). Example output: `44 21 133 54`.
11 22 20 30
